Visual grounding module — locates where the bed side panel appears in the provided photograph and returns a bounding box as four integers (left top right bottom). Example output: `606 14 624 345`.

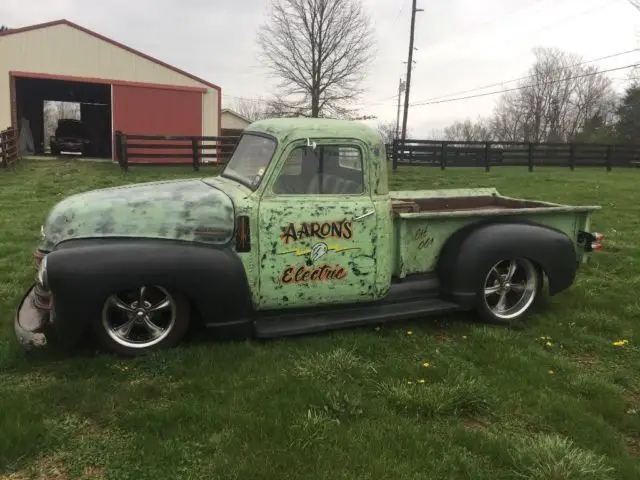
396 211 587 278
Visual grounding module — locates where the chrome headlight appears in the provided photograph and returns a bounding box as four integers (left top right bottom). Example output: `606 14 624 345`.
37 255 48 289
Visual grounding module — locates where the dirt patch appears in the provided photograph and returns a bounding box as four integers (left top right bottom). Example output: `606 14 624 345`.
1 457 105 480
84 466 106 478
626 435 640 458
625 390 640 405
462 417 489 431
570 354 599 369
0 458 68 480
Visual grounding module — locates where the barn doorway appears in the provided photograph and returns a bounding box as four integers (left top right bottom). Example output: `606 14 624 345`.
13 76 112 159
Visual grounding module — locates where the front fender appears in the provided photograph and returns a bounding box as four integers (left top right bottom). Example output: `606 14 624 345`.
46 240 252 346
436 220 577 308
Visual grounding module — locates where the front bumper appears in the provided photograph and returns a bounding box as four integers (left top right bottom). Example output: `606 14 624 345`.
14 284 49 349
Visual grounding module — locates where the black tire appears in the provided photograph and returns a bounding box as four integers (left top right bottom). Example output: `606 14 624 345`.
91 285 191 357
474 257 543 327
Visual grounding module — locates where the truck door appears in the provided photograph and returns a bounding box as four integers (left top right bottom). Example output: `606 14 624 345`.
257 140 378 310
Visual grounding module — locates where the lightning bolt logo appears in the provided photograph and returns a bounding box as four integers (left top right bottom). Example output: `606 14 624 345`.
278 245 360 256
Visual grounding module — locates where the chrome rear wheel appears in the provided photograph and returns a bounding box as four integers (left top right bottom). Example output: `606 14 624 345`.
479 258 541 324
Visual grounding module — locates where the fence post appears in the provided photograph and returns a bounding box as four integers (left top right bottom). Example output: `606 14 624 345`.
569 143 575 171
392 139 398 173
0 131 6 169
484 142 491 172
528 143 534 172
192 137 200 172
439 142 447 170
605 144 613 172
116 131 128 172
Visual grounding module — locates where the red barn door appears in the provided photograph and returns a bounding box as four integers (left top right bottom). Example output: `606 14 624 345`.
112 84 203 164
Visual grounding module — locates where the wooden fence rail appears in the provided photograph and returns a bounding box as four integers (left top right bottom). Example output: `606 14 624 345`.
389 139 640 171
1 126 19 170
115 131 240 172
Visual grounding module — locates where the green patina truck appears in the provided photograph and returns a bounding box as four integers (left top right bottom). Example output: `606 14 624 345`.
15 118 604 356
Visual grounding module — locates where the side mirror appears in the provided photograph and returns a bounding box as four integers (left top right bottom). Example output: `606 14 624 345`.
306 138 317 151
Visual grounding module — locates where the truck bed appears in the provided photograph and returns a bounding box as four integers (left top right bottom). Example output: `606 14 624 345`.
388 188 601 279
390 188 599 218
392 195 548 214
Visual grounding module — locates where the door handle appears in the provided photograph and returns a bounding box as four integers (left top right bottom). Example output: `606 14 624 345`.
354 210 375 221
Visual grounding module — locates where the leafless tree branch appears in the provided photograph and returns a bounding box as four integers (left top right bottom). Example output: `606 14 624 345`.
257 0 376 118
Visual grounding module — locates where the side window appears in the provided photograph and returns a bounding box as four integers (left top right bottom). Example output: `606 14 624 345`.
272 145 364 195
338 147 363 172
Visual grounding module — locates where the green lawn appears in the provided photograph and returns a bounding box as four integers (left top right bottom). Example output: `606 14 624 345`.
1 160 639 479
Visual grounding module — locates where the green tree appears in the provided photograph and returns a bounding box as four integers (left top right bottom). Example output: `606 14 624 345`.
615 85 640 145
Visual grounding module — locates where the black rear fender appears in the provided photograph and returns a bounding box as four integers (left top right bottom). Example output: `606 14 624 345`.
436 220 577 308
46 240 252 345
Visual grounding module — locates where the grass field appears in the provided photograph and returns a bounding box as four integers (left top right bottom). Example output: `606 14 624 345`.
1 160 639 479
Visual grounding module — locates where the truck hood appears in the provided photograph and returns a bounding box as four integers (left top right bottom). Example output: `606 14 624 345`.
40 179 235 250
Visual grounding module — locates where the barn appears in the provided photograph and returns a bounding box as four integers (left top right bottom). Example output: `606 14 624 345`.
221 109 252 137
0 19 221 161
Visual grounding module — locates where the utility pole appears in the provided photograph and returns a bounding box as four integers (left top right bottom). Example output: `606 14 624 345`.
395 78 406 140
396 0 423 173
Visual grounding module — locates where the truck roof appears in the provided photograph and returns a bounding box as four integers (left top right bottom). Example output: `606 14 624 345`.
244 117 383 146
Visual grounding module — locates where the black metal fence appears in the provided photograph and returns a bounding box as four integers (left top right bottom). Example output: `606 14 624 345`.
389 139 640 171
114 131 240 172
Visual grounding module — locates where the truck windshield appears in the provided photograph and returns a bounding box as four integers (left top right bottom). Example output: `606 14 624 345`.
221 134 277 190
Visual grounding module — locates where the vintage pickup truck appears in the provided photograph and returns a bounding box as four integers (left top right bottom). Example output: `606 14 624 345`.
15 118 604 356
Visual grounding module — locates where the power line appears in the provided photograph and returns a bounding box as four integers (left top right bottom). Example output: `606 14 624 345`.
412 48 640 104
409 63 639 107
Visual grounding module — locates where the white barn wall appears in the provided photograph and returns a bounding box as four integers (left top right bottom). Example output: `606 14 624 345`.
0 22 218 136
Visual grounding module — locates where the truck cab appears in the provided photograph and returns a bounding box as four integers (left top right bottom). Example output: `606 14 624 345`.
15 118 603 357
208 119 394 311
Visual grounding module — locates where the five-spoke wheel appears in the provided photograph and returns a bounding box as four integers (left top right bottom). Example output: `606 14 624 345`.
476 257 542 325
92 285 190 356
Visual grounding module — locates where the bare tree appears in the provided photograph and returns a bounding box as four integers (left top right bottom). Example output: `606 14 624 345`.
227 98 271 122
443 117 493 142
376 120 397 144
257 0 375 118
491 47 616 142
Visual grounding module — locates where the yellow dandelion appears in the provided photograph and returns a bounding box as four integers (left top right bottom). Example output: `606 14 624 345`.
548 370 555 375
613 340 629 347
407 381 413 385
407 330 413 336
462 336 468 340
545 341 553 347
374 326 381 332
418 379 425 384
423 361 430 368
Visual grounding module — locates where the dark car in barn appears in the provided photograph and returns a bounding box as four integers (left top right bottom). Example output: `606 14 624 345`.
50 119 91 156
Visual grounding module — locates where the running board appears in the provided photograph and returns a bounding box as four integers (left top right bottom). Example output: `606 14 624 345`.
254 297 461 339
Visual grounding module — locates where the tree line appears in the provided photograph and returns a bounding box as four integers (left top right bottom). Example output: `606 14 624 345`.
434 48 639 145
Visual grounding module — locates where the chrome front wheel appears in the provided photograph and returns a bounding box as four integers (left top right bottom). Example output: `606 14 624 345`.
94 285 190 356
477 258 541 324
